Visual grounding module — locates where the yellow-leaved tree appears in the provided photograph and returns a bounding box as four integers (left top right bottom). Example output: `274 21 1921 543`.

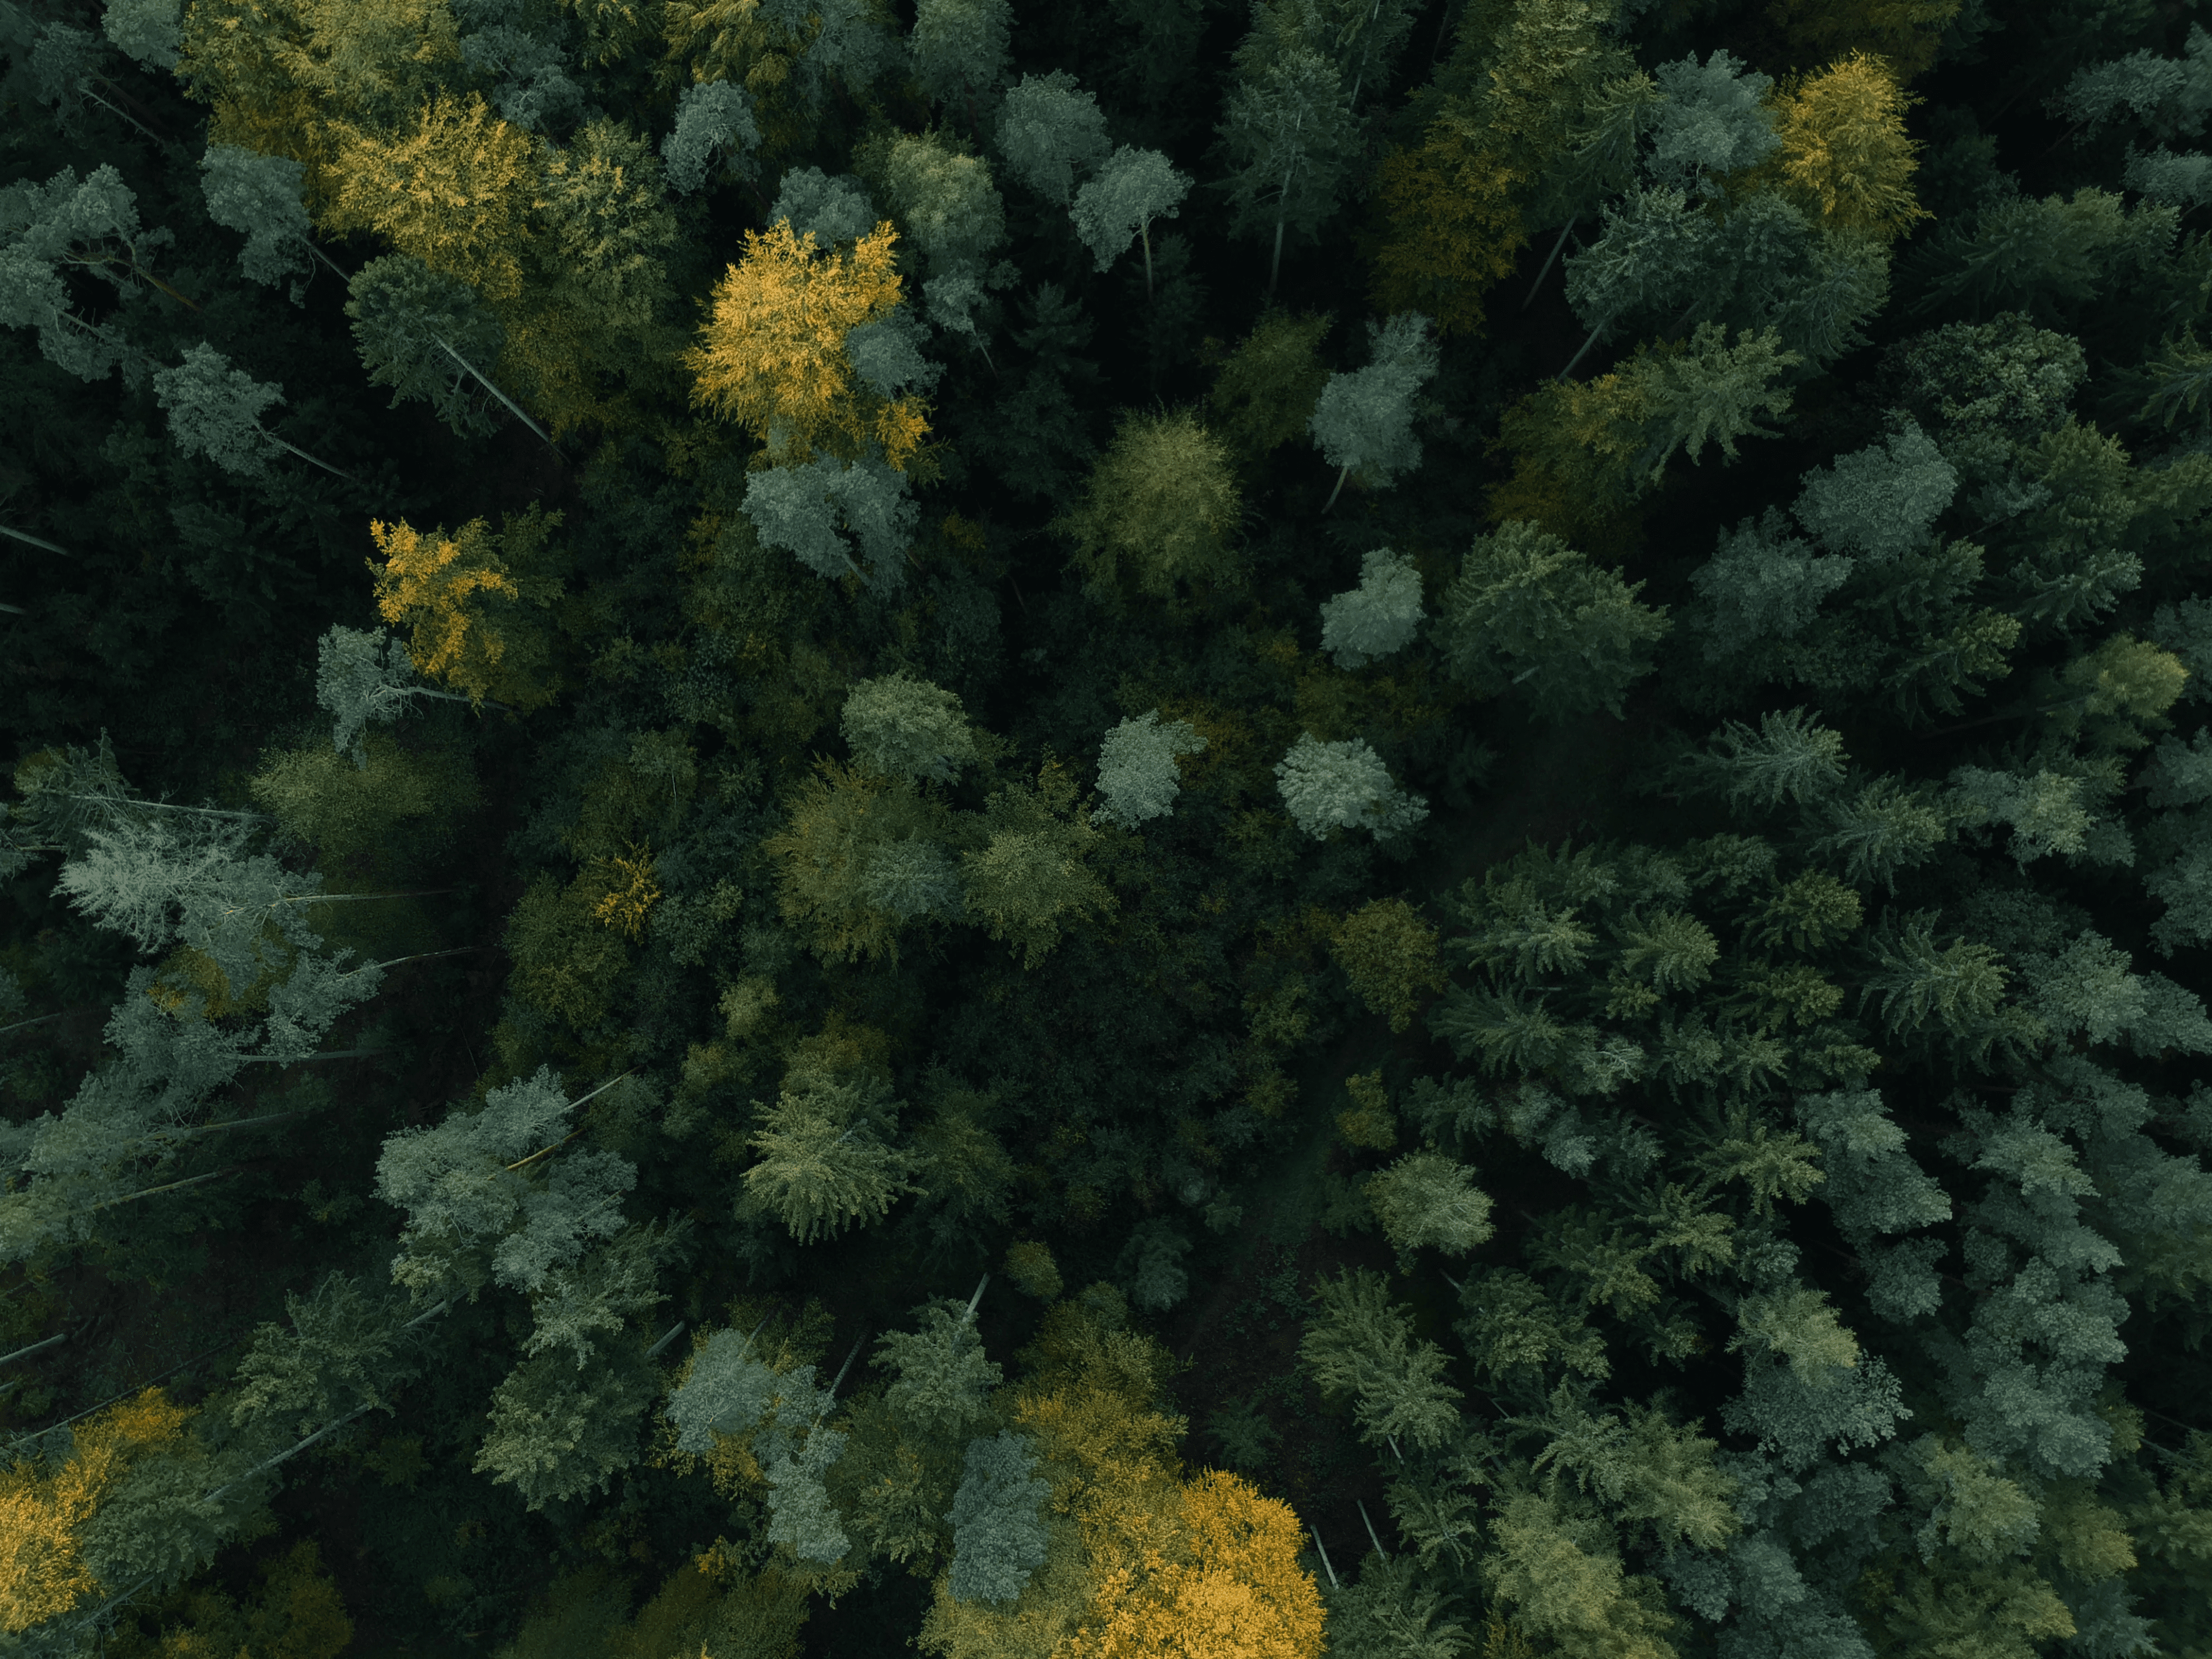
327 92 537 299
0 1388 195 1634
177 0 464 203
368 506 565 710
1764 53 1927 243
685 221 931 468
919 1291 1325 1659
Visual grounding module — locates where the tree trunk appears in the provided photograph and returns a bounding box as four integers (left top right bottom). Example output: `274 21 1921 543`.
1559 313 1613 381
433 337 558 452
1524 216 1577 309
264 431 358 484
1323 463 1351 512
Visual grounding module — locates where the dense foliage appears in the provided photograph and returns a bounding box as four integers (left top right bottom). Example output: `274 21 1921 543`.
4 0 2212 1656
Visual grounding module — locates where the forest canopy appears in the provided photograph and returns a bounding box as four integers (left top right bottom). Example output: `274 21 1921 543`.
4 0 2212 1657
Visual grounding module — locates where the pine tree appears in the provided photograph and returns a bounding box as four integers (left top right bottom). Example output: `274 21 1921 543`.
740 1071 919 1243
1434 521 1668 719
1302 1267 1463 1449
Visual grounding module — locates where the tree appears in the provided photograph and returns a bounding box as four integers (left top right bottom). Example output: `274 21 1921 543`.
1331 897 1445 1031
151 343 350 480
910 0 1011 119
742 456 919 590
876 1297 1001 1437
476 1346 656 1509
368 508 564 711
103 0 181 68
1434 521 1669 720
1070 147 1191 298
0 162 166 382
1492 326 1801 535
1767 53 1927 243
685 219 929 468
312 624 471 766
946 1432 1051 1603
770 167 881 245
662 79 760 193
1095 711 1207 830
1319 549 1425 669
961 763 1115 967
2053 25 2212 141
0 1388 196 1633
878 132 1008 282
345 255 535 441
326 92 535 300
1302 1268 1462 1449
1057 409 1241 609
843 674 978 783
199 144 316 293
1367 1152 1494 1267
1647 51 1777 194
1308 314 1439 509
1209 310 1332 460
1218 43 1357 294
373 1066 637 1303
1275 736 1428 842
740 1071 919 1243
997 73 1111 205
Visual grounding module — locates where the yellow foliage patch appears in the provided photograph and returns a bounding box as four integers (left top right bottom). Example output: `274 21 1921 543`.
589 846 664 939
685 220 929 468
329 92 536 298
1768 54 1927 243
0 1389 194 1634
368 509 562 710
1067 1471 1324 1659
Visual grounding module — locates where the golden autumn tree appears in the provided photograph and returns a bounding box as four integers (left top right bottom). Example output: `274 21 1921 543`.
1765 54 1927 242
368 505 565 710
684 220 931 469
176 0 463 203
327 91 537 299
0 1389 194 1634
918 1291 1324 1659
